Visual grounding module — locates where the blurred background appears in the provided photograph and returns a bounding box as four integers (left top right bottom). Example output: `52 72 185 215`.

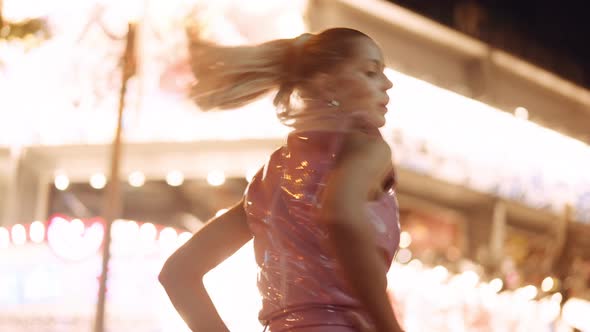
0 0 589 331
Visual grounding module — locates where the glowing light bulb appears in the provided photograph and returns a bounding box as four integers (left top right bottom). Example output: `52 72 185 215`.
90 173 107 189
489 278 503 293
395 248 412 264
11 224 27 245
520 285 538 301
207 170 226 187
54 174 70 191
127 221 139 239
514 106 529 120
542 277 555 292
137 222 158 254
139 222 157 243
159 227 178 248
47 217 104 261
166 170 184 187
432 265 449 282
399 231 412 248
29 221 45 243
128 171 145 187
562 298 590 331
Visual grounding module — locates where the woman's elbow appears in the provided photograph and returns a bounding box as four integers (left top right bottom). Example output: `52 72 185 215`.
158 258 177 287
158 255 200 288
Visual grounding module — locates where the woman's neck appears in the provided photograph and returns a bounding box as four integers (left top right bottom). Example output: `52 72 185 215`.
291 118 350 132
290 115 380 137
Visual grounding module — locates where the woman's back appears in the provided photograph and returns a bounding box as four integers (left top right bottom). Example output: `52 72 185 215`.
244 130 401 328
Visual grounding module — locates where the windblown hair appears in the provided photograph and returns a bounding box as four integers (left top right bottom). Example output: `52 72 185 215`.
186 27 370 121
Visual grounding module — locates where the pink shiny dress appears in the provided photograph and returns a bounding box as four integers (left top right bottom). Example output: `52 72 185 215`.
244 130 401 332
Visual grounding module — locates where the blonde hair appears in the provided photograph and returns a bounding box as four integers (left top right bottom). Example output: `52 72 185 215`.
186 27 370 120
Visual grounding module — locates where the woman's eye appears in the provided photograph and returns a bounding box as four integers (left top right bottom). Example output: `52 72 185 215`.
366 71 377 77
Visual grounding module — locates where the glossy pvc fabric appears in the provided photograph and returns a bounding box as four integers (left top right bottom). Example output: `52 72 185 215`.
244 129 401 331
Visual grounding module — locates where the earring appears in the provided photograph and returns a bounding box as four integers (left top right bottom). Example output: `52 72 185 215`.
328 100 340 107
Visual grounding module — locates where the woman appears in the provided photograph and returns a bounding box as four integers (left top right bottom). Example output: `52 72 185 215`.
159 27 404 332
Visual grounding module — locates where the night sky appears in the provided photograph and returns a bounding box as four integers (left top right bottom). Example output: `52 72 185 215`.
386 0 590 88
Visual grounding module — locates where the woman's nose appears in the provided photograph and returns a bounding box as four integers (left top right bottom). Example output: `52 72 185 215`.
382 74 393 90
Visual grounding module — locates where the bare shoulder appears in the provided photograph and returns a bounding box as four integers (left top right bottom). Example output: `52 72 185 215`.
319 132 393 218
338 132 392 171
325 132 392 193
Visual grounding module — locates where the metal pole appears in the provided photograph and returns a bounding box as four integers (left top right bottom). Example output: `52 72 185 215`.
34 172 51 222
489 200 507 268
0 0 4 29
552 204 572 274
93 22 136 332
2 146 21 227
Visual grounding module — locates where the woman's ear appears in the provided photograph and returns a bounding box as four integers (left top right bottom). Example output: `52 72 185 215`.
307 72 336 99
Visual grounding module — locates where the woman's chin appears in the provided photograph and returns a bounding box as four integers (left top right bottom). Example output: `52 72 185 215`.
351 119 385 134
370 115 387 128
348 112 386 131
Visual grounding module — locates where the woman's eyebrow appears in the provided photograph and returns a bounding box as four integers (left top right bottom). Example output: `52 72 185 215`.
369 59 384 70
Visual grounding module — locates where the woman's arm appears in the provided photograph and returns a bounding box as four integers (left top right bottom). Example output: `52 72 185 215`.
158 197 253 332
319 134 404 332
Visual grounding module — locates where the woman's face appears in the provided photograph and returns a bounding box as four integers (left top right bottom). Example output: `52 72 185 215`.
323 37 393 128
